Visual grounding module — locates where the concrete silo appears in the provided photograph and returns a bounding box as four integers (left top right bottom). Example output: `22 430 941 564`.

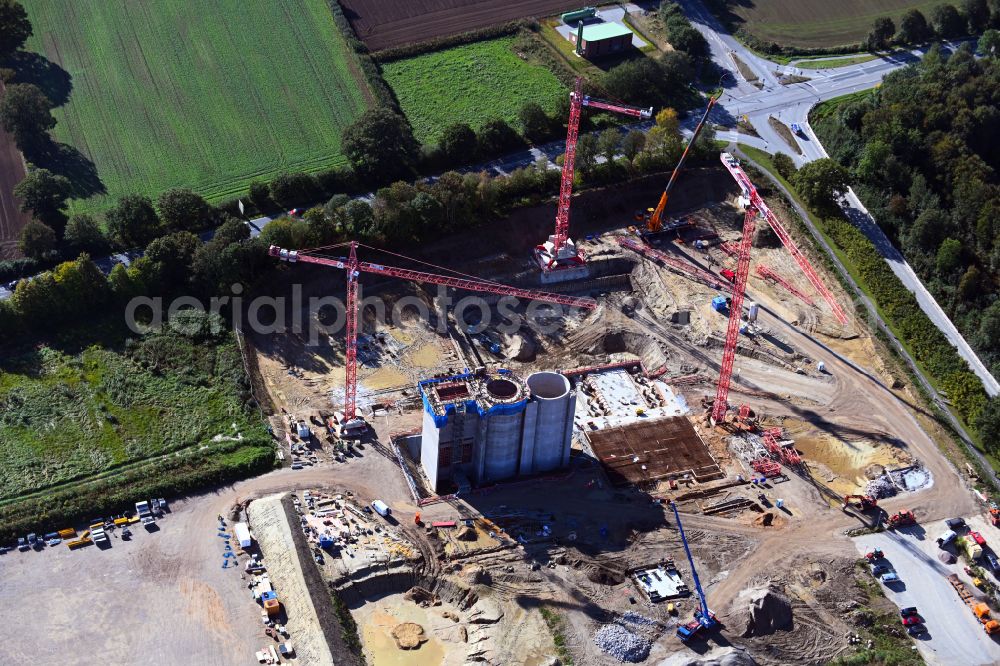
523 371 576 473
478 377 527 482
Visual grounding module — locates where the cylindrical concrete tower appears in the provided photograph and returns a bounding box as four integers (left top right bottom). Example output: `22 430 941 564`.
480 378 525 482
526 371 574 472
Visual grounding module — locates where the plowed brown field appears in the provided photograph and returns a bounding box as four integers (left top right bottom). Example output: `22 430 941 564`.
340 0 582 51
0 82 29 259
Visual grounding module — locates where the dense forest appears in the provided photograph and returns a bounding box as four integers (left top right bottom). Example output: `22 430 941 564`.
813 42 1000 390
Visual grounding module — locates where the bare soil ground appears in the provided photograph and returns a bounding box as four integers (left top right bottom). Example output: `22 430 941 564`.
0 82 30 259
339 0 585 51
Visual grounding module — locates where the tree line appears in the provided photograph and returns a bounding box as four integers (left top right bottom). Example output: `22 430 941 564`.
864 1 1000 51
0 106 714 340
811 40 1000 451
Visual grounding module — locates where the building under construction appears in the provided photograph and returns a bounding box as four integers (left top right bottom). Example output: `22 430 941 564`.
419 369 576 492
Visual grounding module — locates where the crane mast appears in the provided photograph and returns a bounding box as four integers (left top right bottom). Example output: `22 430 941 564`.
271 244 597 427
670 501 717 640
711 206 757 423
719 153 848 324
536 77 652 277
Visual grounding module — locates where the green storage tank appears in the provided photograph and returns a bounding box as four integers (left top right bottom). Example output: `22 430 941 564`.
561 7 597 23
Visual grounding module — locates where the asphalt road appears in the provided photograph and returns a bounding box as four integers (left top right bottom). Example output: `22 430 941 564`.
854 526 1000 666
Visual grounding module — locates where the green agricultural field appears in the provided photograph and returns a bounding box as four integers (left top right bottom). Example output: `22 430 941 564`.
382 37 567 145
21 0 370 213
0 323 272 534
717 0 942 49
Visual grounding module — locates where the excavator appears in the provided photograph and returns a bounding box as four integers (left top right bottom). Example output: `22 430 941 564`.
886 510 916 529
640 95 717 233
842 495 878 512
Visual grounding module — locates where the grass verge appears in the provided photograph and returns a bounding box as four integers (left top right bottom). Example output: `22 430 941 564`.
540 606 574 665
796 54 878 69
767 117 803 154
731 53 759 82
833 564 921 666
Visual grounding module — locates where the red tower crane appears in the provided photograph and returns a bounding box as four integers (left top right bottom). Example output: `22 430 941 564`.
711 205 757 422
711 153 849 422
536 77 652 274
719 153 849 324
270 243 597 429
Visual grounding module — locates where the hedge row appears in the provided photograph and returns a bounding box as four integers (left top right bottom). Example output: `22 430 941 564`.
324 0 398 110
0 438 276 542
820 213 989 423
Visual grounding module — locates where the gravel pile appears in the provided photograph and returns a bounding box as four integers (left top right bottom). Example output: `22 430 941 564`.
594 624 652 662
864 476 896 499
621 611 658 627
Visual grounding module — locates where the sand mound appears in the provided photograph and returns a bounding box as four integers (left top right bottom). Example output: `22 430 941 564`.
741 586 792 637
391 622 427 649
659 645 758 666
461 564 492 585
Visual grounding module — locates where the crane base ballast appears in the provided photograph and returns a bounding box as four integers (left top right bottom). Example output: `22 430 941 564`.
534 236 590 283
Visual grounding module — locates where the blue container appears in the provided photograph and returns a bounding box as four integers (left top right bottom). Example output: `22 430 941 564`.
711 296 727 313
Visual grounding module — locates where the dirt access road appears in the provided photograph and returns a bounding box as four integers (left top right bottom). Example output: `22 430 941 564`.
340 0 583 51
686 299 981 618
0 81 29 259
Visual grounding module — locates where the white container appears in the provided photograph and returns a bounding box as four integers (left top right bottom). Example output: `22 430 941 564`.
234 522 252 548
371 500 390 517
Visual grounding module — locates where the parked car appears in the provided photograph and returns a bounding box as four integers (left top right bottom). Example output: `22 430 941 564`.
987 553 1000 571
872 564 891 576
970 531 986 546
880 572 901 583
937 530 958 547
17 537 28 551
900 607 919 617
946 517 966 529
907 624 928 636
901 615 921 626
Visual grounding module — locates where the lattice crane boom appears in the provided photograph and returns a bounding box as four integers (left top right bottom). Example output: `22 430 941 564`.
647 96 717 233
719 153 849 324
539 77 653 270
616 236 723 289
711 206 757 422
270 243 597 421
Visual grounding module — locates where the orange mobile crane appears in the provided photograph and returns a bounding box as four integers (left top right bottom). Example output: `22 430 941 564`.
644 96 717 233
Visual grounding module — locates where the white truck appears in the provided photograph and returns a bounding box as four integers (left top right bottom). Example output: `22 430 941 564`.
135 500 156 528
89 522 109 545
371 500 391 518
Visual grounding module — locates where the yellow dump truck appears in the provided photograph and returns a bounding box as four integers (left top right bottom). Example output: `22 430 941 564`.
949 574 1000 634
